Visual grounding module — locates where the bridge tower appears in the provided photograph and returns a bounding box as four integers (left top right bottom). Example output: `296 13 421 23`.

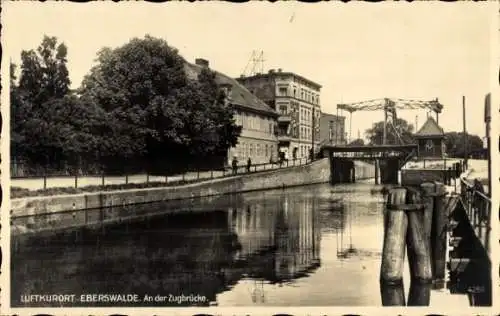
414 116 446 159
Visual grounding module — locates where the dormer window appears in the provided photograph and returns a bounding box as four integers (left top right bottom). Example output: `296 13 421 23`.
220 83 232 100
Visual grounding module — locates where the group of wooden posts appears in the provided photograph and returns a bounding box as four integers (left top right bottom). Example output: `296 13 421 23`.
380 182 448 306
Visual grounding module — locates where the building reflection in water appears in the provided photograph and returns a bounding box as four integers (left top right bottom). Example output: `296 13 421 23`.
12 189 323 307
227 192 322 303
228 192 322 282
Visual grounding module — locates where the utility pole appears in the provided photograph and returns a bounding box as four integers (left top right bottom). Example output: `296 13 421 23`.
311 106 315 157
349 111 352 144
336 107 340 144
383 98 389 145
484 93 491 195
462 96 468 169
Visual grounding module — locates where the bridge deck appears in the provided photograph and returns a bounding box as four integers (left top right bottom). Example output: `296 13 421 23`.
321 144 417 152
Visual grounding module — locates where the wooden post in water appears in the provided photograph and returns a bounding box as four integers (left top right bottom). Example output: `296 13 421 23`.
375 159 379 185
408 281 432 306
405 188 432 286
432 182 448 288
420 183 435 261
380 283 406 306
380 187 408 285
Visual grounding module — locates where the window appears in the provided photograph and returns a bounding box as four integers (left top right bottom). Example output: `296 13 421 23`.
280 105 288 115
250 144 254 156
265 144 269 157
257 144 261 156
279 87 288 96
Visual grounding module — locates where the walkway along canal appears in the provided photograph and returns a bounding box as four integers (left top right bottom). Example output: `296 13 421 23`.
11 182 470 307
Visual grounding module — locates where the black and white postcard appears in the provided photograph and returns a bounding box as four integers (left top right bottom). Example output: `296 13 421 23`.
1 1 498 315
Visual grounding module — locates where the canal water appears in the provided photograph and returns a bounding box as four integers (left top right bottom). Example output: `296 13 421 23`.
12 182 399 307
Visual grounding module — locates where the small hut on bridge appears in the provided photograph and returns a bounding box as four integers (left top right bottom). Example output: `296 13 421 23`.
414 116 446 159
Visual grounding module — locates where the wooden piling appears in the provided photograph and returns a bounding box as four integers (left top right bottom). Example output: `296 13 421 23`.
407 281 431 306
432 182 448 287
375 159 379 185
380 187 408 285
420 182 435 258
380 283 406 306
405 188 433 284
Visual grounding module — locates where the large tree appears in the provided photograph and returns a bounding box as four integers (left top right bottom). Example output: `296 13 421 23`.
365 118 415 145
11 36 73 167
80 35 241 173
444 132 484 158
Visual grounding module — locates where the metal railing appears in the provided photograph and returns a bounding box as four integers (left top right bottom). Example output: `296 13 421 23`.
459 176 491 255
11 157 316 192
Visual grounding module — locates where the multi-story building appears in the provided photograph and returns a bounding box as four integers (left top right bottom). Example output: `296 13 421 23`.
319 113 347 145
237 69 322 160
184 58 279 166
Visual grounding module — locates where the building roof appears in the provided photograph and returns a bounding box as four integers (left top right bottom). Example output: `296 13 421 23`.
238 70 322 90
320 112 345 121
184 62 278 117
415 116 445 137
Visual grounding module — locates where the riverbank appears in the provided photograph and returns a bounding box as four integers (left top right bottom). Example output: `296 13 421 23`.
11 159 375 235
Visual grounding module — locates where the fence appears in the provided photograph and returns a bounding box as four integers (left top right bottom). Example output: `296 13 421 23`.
459 176 491 255
11 157 315 191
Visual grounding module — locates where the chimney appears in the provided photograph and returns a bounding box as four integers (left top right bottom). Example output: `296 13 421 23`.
195 58 209 68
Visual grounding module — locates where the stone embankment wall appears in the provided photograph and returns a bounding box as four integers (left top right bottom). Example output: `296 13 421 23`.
11 159 375 234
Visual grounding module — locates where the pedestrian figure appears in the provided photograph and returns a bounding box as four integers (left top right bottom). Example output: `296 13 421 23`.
247 157 252 173
232 157 238 175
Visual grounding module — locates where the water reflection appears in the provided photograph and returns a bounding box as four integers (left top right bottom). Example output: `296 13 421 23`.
12 186 327 307
12 183 399 307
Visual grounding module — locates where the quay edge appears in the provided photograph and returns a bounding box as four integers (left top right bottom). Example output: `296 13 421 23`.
11 159 376 234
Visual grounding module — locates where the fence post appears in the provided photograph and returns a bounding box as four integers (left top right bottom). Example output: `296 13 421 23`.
197 169 200 180
125 174 129 185
146 173 150 184
211 170 214 179
183 172 186 182
165 175 168 183
74 173 78 189
43 174 47 190
101 172 105 187
380 187 408 285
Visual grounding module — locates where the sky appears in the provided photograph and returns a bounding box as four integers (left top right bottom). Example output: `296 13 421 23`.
3 2 497 140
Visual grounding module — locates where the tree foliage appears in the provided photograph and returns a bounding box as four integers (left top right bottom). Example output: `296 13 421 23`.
11 36 73 168
444 132 484 158
79 35 241 173
348 138 365 146
365 118 414 145
12 35 242 175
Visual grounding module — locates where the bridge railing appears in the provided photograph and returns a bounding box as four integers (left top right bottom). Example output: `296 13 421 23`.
459 176 491 255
